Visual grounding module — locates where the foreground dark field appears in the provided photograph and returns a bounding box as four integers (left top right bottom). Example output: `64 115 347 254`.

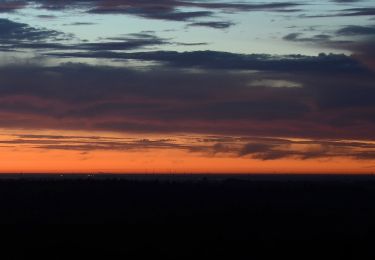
1 175 375 259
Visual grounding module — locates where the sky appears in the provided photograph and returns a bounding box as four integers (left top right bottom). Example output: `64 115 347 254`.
0 0 374 174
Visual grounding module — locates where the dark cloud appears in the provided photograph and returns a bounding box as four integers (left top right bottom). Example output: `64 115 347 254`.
332 0 362 2
282 32 357 53
350 39 375 71
337 25 375 36
174 42 208 46
305 7 375 18
87 1 300 21
236 139 375 161
49 50 370 74
339 7 375 16
89 8 213 21
283 33 301 41
0 18 66 43
281 24 375 73
283 33 333 42
203 99 310 120
0 1 26 12
65 22 96 26
0 21 169 52
0 19 210 52
188 21 234 29
71 33 168 51
0 54 373 141
37 14 56 19
355 151 375 160
28 0 300 11
0 1 300 23
239 143 276 157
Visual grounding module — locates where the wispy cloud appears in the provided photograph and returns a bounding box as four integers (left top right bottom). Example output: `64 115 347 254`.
1 133 373 161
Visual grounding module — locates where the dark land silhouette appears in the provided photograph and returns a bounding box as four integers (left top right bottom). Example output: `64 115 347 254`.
1 174 374 259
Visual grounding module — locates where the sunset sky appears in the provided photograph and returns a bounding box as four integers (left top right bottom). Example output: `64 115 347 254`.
0 0 374 173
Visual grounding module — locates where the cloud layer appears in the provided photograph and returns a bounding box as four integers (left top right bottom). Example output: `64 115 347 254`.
0 51 373 142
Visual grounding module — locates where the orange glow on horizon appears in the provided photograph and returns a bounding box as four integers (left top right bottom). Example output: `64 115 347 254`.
0 128 373 174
